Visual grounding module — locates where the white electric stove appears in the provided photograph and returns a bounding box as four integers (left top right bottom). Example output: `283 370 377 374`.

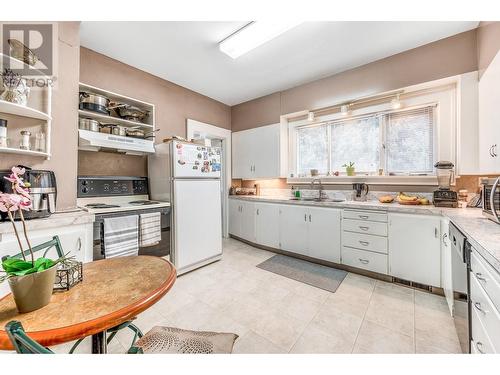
76 176 171 260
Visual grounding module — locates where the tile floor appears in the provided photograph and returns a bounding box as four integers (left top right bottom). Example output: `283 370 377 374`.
49 238 461 354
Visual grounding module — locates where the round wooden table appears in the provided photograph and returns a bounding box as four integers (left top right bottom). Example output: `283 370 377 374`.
0 256 176 353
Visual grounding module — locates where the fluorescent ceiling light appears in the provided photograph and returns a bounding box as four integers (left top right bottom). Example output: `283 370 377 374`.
219 21 302 59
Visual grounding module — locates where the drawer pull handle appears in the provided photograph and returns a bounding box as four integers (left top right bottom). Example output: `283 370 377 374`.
358 215 369 220
475 273 487 282
473 301 488 314
359 226 369 231
358 258 369 264
359 240 369 246
476 341 485 354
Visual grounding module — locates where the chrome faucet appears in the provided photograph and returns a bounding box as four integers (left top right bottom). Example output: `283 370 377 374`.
311 178 324 199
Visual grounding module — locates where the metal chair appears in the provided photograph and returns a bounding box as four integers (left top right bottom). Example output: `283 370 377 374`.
3 235 143 353
5 321 53 354
1 235 64 262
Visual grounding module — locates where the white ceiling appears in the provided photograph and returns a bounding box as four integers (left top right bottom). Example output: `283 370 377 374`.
80 21 479 106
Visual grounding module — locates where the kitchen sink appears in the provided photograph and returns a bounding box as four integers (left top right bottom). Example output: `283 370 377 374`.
289 197 345 203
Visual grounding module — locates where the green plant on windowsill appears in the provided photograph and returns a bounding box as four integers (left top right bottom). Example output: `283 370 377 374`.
342 162 355 176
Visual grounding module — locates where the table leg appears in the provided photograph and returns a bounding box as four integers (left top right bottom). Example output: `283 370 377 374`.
91 331 107 354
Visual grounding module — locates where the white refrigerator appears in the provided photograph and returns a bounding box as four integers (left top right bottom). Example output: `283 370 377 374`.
149 140 222 274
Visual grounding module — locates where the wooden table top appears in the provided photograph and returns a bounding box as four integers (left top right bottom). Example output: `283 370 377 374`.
0 256 176 350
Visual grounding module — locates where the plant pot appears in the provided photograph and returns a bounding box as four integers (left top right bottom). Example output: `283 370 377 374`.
8 265 57 313
346 167 355 176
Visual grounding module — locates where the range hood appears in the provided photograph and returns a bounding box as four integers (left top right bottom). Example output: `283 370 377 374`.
78 129 155 155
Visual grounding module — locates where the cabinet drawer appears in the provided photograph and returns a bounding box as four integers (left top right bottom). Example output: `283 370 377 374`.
342 231 387 254
471 305 497 354
470 273 500 351
471 250 500 313
342 218 387 236
341 247 388 274
343 209 387 223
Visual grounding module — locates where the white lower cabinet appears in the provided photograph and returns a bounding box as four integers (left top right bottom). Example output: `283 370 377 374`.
341 246 388 274
255 203 280 249
278 204 309 256
228 199 255 242
388 213 441 287
278 204 341 262
307 207 341 263
440 218 454 315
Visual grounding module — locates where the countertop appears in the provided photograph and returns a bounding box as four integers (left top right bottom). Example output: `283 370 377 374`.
0 209 95 237
229 195 500 273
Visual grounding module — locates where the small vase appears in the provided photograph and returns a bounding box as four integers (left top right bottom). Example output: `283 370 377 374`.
346 167 355 176
8 265 57 313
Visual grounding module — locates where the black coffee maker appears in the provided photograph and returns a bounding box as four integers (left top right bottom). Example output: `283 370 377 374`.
0 166 57 220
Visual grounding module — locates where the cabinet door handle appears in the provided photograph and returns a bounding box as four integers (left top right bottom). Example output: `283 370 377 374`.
304 214 307 222
476 341 485 354
359 240 369 246
475 272 488 282
77 237 82 252
359 226 369 231
256 209 259 215
442 232 448 246
434 227 439 238
309 214 312 222
358 258 369 264
473 301 488 314
494 144 498 157
489 146 494 157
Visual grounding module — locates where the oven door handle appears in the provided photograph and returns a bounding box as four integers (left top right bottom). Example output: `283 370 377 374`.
490 177 500 222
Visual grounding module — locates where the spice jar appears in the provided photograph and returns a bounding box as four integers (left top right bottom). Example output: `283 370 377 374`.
0 119 7 148
20 130 31 150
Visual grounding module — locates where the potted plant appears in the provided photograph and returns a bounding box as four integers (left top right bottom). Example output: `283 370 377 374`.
0 167 64 313
342 162 356 176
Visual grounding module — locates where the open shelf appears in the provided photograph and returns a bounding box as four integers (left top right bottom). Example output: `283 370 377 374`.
0 99 51 121
78 109 154 130
0 147 50 159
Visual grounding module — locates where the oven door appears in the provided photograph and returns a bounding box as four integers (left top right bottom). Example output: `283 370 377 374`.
93 208 170 260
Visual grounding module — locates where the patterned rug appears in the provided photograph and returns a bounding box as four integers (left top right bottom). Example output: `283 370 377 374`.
133 326 238 354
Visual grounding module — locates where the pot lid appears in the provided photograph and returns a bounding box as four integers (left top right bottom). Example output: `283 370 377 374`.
434 161 454 169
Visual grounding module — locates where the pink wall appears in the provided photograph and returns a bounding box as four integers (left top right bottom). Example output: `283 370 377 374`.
78 47 231 177
231 29 478 131
477 21 500 78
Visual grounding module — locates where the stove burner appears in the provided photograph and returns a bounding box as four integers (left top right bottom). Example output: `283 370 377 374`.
128 200 160 206
85 203 121 209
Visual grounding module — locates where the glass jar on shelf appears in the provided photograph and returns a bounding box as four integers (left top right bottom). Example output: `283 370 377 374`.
34 131 46 152
20 130 31 150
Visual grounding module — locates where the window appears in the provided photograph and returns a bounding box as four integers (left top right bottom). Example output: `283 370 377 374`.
297 125 328 175
330 116 380 173
295 105 436 176
385 107 434 174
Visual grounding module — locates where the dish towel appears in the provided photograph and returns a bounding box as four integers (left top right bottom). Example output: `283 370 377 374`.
139 212 162 247
103 215 139 258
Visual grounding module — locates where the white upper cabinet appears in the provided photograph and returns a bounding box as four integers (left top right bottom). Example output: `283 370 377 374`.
479 51 500 174
388 213 441 287
232 123 287 179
